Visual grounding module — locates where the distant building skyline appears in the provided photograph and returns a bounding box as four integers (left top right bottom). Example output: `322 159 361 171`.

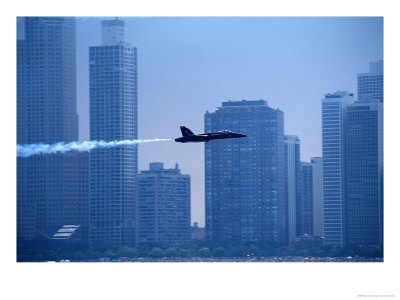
16 17 384 230
16 20 383 240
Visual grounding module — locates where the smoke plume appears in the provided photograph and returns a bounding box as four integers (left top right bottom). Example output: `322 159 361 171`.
17 138 172 158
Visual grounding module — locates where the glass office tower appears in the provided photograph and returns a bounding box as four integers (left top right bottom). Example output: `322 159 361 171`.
284 135 302 242
311 157 324 237
89 20 138 247
345 101 383 248
357 60 383 103
301 162 313 235
322 91 354 247
17 17 86 241
205 100 286 245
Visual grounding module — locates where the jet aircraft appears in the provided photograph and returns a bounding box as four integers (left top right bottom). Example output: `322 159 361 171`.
175 126 247 143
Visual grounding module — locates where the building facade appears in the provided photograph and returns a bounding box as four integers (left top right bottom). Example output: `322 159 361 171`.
17 17 87 241
311 157 324 237
138 162 190 246
357 60 383 103
205 100 286 245
322 72 383 249
191 222 206 241
301 162 313 235
322 91 354 247
89 20 138 247
345 101 383 248
284 135 302 242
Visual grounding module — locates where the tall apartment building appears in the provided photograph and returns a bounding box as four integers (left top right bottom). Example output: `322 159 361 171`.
311 157 324 237
297 157 324 238
75 152 90 241
89 20 138 247
17 17 87 241
357 60 383 103
321 61 383 248
301 162 313 235
322 91 355 247
345 60 384 248
138 162 191 246
205 100 286 245
345 99 383 248
284 135 302 242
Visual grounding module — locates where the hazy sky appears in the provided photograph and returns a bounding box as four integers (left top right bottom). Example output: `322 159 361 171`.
70 17 383 226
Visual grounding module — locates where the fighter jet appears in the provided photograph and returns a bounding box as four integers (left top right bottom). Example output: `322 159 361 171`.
175 126 247 143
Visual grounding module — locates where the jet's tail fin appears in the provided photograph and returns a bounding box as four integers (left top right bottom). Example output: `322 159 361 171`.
180 126 195 136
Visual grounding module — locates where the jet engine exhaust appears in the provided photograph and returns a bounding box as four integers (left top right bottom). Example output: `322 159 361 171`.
17 138 172 158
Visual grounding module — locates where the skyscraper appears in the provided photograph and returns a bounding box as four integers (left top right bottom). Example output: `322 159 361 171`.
284 135 302 242
205 100 286 245
322 91 354 248
17 17 86 241
301 162 313 235
138 162 191 246
357 60 383 103
17 17 78 144
89 20 138 247
311 157 324 237
345 100 383 248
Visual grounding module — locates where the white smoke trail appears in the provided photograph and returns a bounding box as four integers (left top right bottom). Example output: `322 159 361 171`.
17 138 172 158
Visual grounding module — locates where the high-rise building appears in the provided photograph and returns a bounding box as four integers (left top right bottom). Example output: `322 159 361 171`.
17 17 78 144
357 60 383 103
322 91 354 247
284 135 302 242
205 100 286 245
138 162 191 246
75 152 90 241
311 157 324 237
191 222 206 241
17 17 86 241
298 157 324 238
89 20 138 247
345 101 383 248
301 162 313 235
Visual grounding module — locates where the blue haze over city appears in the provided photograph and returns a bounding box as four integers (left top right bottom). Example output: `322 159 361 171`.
16 16 383 259
77 17 383 226
71 17 383 226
